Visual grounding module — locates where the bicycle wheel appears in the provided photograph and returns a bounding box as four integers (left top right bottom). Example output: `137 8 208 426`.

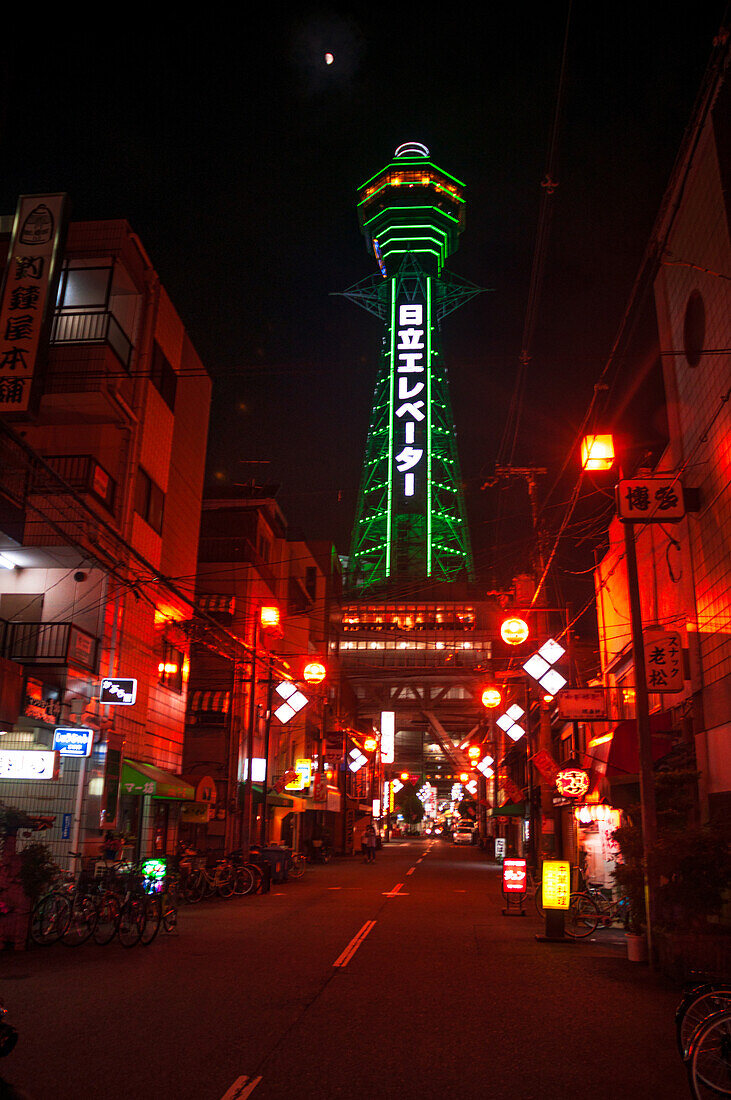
61 894 97 946
533 883 544 918
186 870 205 904
679 987 731 1059
117 897 145 947
161 889 178 933
92 894 121 946
565 892 600 938
233 865 255 895
289 855 306 879
216 867 235 899
140 895 162 945
687 1007 731 1098
30 893 71 945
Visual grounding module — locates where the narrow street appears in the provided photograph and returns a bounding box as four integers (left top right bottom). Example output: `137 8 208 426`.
2 840 688 1100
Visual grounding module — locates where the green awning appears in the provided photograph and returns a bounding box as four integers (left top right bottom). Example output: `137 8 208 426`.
241 783 294 809
122 760 195 801
490 802 526 817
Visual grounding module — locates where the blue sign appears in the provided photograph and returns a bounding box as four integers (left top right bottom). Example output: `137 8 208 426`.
61 813 71 839
53 727 94 757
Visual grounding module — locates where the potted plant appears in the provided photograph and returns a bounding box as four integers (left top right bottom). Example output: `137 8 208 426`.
612 813 648 961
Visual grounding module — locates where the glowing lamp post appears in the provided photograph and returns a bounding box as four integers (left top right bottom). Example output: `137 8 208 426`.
580 434 615 471
302 660 327 686
501 616 529 646
481 687 502 709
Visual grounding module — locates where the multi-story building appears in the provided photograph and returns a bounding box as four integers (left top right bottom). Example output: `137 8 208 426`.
0 212 211 862
185 486 346 854
590 35 730 835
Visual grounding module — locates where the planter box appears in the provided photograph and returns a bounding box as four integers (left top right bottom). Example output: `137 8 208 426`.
656 928 731 982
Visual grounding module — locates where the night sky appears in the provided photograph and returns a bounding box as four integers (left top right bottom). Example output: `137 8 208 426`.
1 5 726 597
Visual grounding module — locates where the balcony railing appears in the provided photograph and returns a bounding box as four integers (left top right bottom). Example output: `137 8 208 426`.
51 309 133 370
2 620 98 672
35 454 117 514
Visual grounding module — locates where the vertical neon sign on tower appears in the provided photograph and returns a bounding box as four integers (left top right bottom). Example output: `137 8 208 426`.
343 142 482 590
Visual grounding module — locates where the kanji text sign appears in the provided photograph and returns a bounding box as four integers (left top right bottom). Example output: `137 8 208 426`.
541 861 571 910
0 194 68 412
557 688 607 720
643 630 684 692
616 478 685 522
100 678 138 705
502 858 527 894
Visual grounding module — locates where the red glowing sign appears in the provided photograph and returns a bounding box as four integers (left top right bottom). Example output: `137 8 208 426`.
555 768 590 799
502 858 527 894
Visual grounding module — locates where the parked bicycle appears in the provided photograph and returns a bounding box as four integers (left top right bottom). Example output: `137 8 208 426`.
675 981 731 1098
184 855 236 902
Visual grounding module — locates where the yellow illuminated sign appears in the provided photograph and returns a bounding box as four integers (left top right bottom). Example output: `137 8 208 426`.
285 758 312 791
541 861 571 910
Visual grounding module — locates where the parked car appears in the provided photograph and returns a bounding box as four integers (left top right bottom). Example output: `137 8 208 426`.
452 821 476 845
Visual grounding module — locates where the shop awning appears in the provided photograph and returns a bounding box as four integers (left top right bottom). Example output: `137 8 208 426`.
592 712 676 780
490 801 526 817
122 760 195 801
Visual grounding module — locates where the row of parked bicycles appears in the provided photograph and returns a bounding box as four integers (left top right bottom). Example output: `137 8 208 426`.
30 851 176 948
29 844 310 948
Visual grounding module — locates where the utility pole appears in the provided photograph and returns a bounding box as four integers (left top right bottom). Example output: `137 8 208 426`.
623 521 658 963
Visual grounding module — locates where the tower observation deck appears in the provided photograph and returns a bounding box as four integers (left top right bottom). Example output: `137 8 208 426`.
342 143 483 593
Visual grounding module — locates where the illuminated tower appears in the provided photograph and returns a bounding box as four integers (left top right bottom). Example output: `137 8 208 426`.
343 142 481 592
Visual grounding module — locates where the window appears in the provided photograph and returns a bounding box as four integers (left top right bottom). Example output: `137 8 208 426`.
56 265 112 309
305 566 317 601
135 468 165 534
159 641 184 693
150 342 177 412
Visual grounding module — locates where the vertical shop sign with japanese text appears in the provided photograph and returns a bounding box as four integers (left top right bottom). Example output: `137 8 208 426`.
643 630 684 692
392 294 429 510
0 194 68 414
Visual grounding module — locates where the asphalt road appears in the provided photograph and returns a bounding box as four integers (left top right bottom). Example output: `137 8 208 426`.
0 839 689 1100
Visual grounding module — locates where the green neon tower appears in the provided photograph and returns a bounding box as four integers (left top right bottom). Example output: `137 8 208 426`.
343 142 481 592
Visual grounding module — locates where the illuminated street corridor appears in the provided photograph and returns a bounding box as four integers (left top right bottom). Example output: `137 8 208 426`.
2 840 687 1100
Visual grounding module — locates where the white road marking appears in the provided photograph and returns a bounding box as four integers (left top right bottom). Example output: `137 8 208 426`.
406 867 415 875
220 1075 262 1100
382 882 409 897
333 920 377 967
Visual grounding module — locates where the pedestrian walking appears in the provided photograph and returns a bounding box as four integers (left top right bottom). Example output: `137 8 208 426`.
364 822 377 863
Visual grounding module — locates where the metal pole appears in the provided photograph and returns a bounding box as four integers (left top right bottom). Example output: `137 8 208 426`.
259 667 274 846
623 520 658 963
242 632 257 855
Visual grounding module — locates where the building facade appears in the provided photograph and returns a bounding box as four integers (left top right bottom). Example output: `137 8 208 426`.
0 214 211 863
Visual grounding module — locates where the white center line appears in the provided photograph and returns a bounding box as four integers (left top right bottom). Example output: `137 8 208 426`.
406 867 415 875
333 920 377 967
382 882 409 897
220 1075 262 1100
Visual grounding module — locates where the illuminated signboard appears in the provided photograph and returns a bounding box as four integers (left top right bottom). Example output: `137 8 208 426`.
0 749 58 780
52 727 94 758
502 858 527 894
285 758 313 791
380 710 395 764
392 296 429 508
541 861 571 910
555 768 590 799
100 678 137 705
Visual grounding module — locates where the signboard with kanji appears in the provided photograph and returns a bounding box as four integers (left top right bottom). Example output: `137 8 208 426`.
502 858 527 894
499 776 524 803
557 688 607 720
0 194 68 414
616 477 685 523
541 860 571 910
643 630 684 692
530 749 560 785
